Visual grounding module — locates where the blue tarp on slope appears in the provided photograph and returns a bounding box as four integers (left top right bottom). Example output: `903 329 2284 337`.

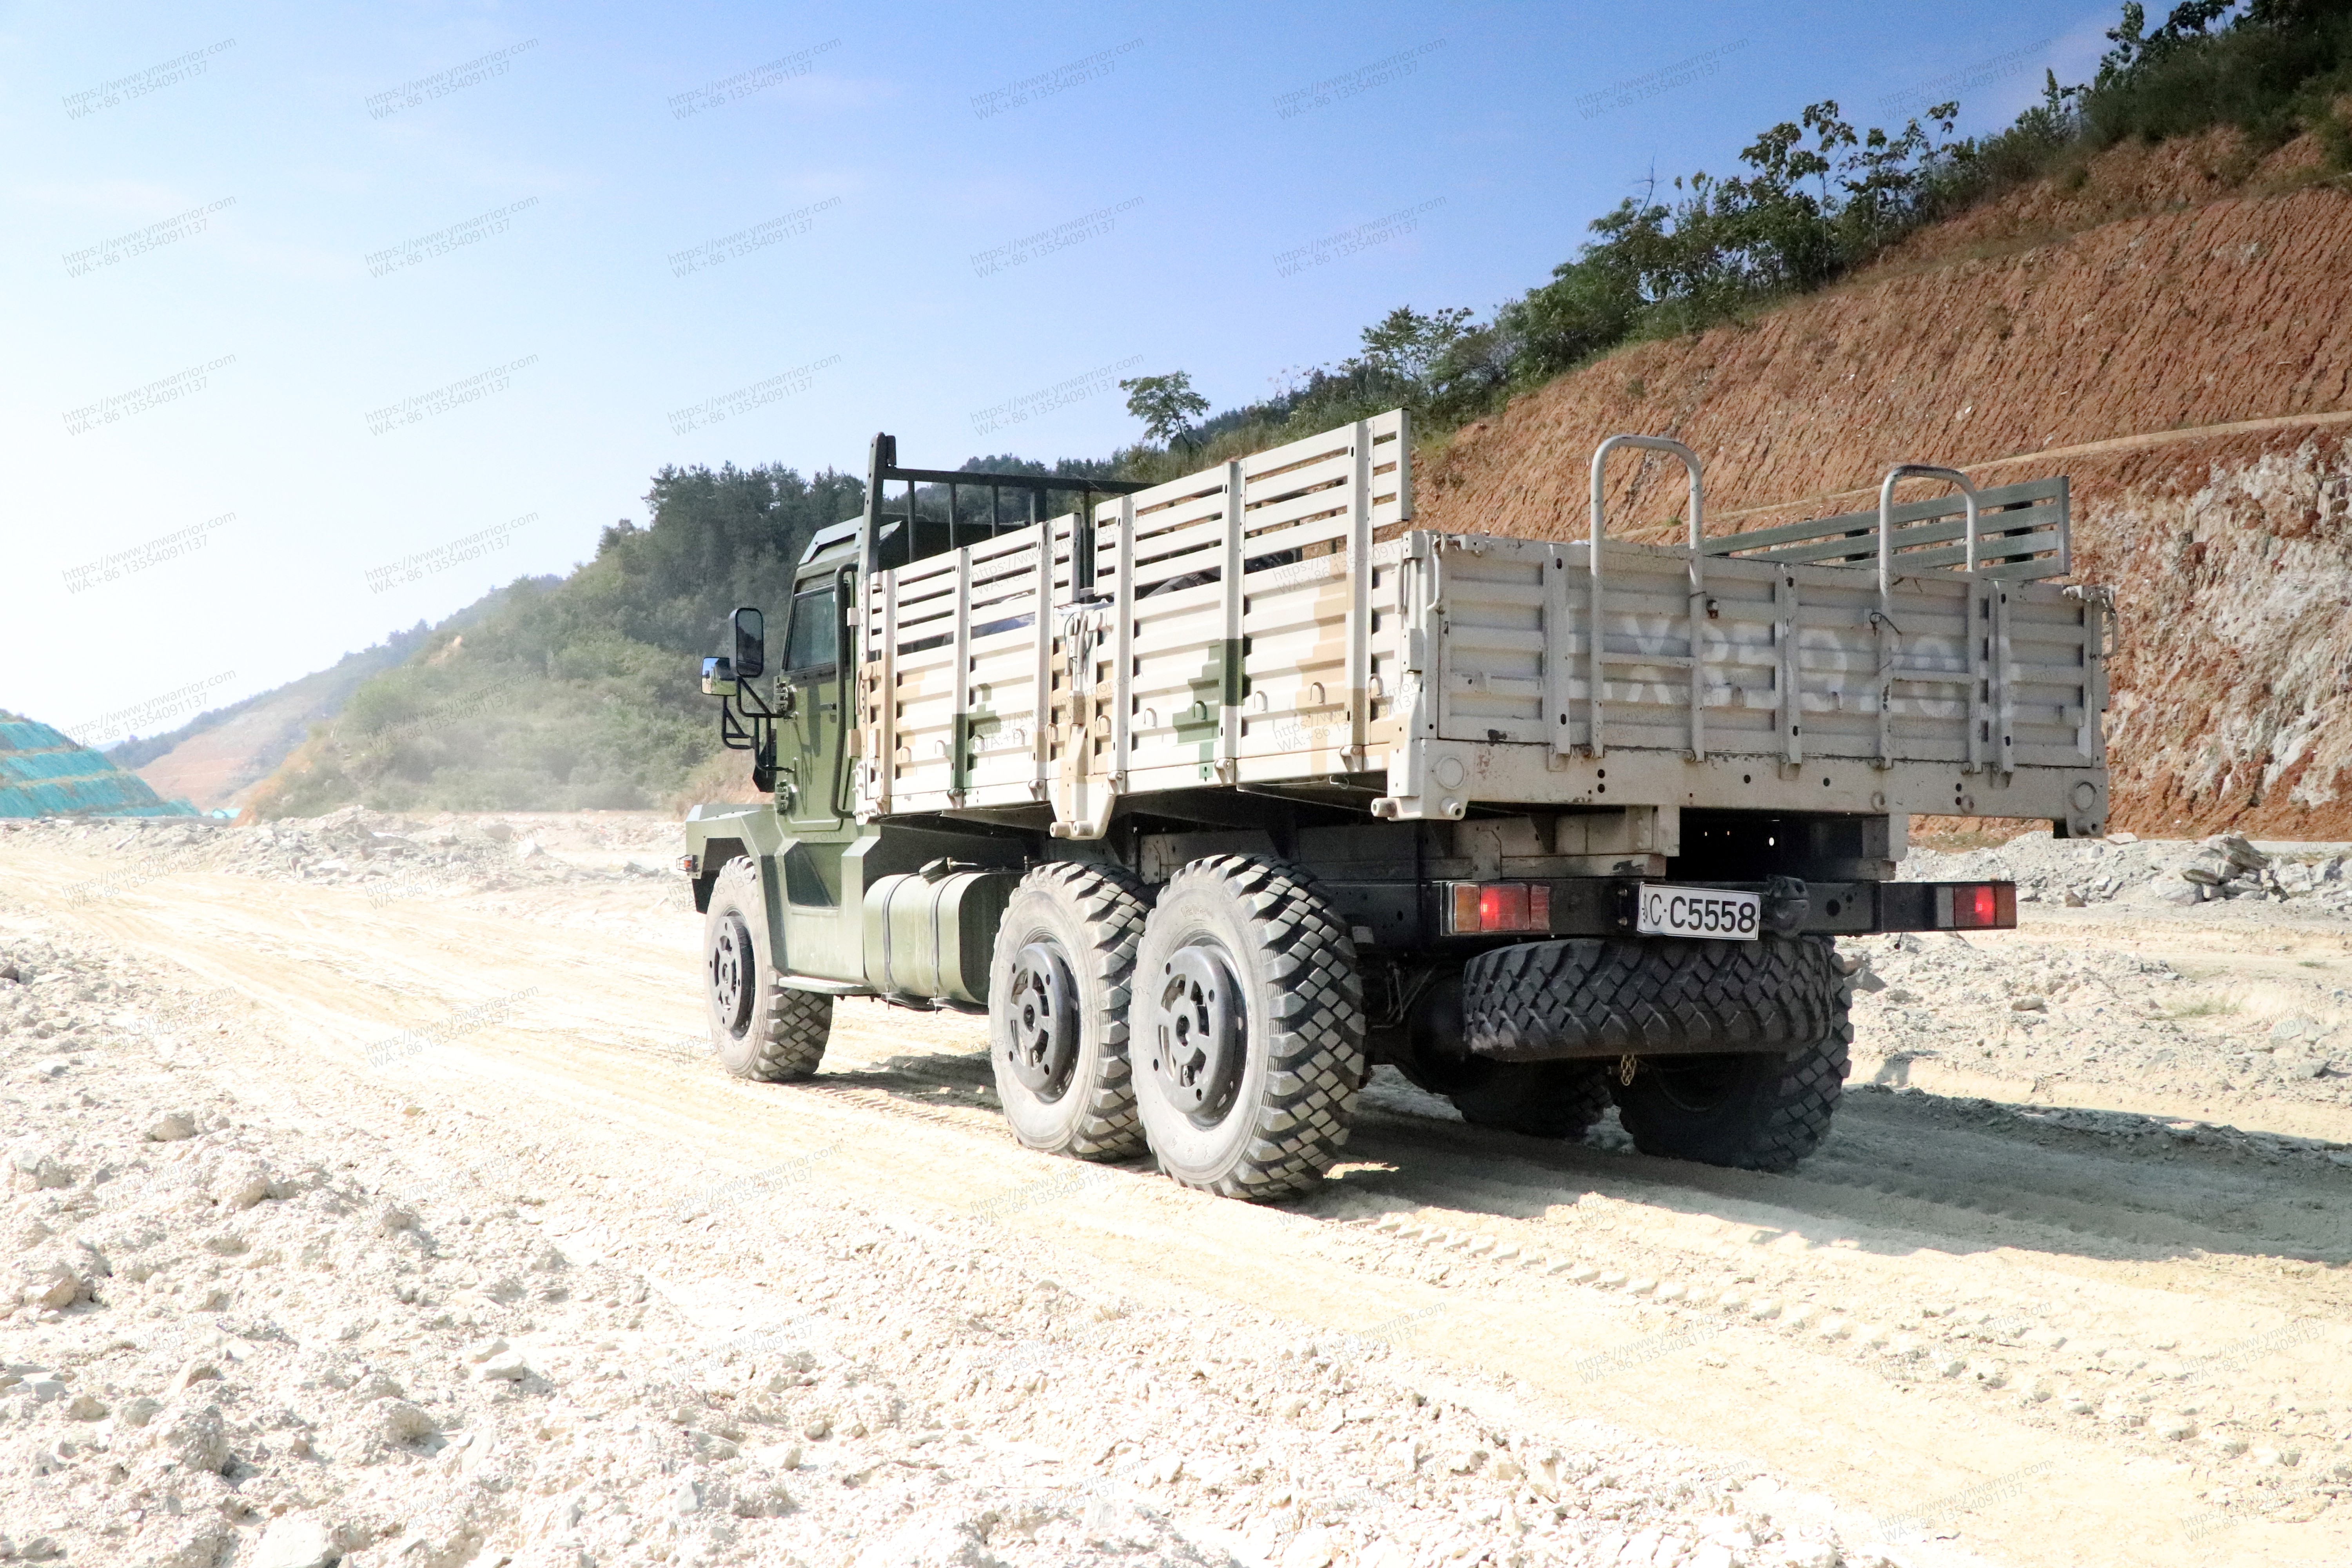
0 716 198 818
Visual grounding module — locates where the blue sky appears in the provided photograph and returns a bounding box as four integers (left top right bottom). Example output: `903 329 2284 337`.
1 0 2114 744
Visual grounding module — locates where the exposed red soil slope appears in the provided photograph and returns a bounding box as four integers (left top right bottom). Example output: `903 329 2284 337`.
1418 132 2352 837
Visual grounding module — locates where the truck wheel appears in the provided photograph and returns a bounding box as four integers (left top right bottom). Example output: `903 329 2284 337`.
706 855 831 1081
1132 857 1365 1201
1450 1060 1615 1139
1610 1013 1853 1172
987 862 1150 1160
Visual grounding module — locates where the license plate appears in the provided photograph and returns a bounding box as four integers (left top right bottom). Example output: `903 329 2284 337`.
1635 884 1761 941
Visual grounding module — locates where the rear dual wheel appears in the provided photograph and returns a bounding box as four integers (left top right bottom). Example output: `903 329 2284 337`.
1130 857 1366 1201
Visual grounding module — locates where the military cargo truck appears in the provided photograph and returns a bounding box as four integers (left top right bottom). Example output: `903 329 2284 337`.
683 412 2107 1198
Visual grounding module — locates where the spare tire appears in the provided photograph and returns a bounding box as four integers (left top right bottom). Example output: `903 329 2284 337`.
1461 935 1846 1061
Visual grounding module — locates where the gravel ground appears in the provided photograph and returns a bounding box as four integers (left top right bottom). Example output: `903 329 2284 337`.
0 809 681 904
1903 829 2352 914
8 815 2352 1567
2 928 1888 1568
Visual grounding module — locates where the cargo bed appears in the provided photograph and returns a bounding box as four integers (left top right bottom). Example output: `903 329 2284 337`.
855 412 2108 840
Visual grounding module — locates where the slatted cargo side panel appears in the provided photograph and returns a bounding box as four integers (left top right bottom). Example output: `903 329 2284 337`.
2004 586 2098 766
874 549 963 811
1234 432 1356 770
1707 477 2070 583
1587 545 1704 755
1232 412 1408 775
1433 539 1992 764
1036 513 1081 790
1097 469 1238 791
858 518 1067 815
1877 573 1974 759
1433 540 1551 745
1689 555 1784 756
960 524 1054 806
1782 568 1882 759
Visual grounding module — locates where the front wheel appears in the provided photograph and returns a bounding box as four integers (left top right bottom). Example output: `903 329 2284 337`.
705 856 831 1080
1132 857 1365 1201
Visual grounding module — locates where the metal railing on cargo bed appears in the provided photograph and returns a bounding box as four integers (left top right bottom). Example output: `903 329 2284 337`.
851 414 2106 834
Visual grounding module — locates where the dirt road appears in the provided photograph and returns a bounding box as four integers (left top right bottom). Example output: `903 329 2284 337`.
4 818 2348 1568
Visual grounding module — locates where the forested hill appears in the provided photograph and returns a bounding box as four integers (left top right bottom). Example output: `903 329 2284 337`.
249 464 861 817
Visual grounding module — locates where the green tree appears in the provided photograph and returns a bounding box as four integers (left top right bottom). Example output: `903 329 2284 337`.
1120 372 1210 446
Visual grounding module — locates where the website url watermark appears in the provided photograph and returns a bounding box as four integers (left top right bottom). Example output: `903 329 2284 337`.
365 513 537 593
368 198 539 278
62 512 236 594
64 39 236 119
1576 40 1749 122
670 1141 846 1221
1274 198 1445 277
971 355 1143 439
366 39 539 120
365 355 538 435
340 689 504 760
971 38 1143 120
968 1166 1108 1223
668 355 842 435
971 198 1143 278
365 987 541 1069
1874 1460 2054 1544
1879 39 2051 117
64 198 235 276
64 671 239 749
1571 1321 1725 1385
64 356 236 435
1274 39 1445 119
669 38 841 119
669 197 844 278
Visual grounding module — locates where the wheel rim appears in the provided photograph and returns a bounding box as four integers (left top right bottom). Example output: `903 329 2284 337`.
1152 940 1245 1125
1004 939 1080 1098
710 912 754 1038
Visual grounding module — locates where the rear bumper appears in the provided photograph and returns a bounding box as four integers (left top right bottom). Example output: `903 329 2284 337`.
1327 877 2016 947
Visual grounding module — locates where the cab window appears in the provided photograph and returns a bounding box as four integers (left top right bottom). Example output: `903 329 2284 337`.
783 584 838 672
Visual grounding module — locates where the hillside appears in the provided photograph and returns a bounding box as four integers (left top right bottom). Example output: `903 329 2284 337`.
1418 127 2352 838
245 466 862 818
108 625 433 812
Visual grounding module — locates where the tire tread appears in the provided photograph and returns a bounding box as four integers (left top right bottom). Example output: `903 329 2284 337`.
711 856 830 1082
1149 855 1365 1202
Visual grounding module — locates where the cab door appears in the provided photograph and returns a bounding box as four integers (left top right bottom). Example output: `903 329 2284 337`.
777 568 852 839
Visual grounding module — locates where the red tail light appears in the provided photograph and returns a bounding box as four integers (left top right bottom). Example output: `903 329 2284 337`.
1446 882 1552 935
1938 882 2016 929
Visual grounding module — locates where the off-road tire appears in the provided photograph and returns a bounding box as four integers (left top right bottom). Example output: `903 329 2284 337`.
1131 856 1365 1202
1448 1060 1616 1140
987 862 1151 1160
1462 936 1846 1060
1608 1014 1852 1172
705 855 831 1081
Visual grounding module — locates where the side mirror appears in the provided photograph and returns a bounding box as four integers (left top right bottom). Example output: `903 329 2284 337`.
731 607 765 680
700 655 737 697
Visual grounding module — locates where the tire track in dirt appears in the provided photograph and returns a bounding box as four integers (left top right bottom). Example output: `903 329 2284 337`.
4 844 2348 1567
